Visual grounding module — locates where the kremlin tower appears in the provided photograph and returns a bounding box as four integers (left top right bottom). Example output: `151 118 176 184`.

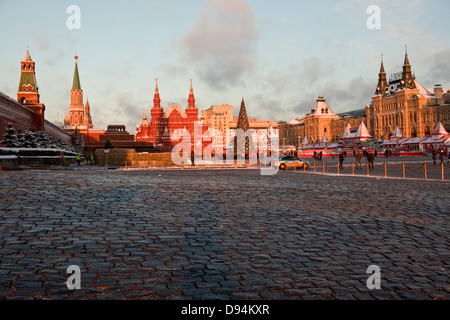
63 56 104 145
17 50 46 131
64 56 92 129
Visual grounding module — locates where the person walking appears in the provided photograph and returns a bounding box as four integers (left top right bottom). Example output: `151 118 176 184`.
366 151 374 169
76 154 81 166
432 150 437 166
191 150 195 166
339 152 344 169
439 149 444 164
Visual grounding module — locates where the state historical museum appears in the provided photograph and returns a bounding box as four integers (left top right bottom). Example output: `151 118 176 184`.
135 78 208 151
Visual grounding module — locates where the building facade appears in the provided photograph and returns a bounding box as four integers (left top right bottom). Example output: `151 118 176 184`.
366 50 450 140
279 49 450 149
278 96 366 148
201 104 234 147
135 79 208 150
201 102 278 148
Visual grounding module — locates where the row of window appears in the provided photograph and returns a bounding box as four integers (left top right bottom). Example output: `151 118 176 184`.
377 111 447 128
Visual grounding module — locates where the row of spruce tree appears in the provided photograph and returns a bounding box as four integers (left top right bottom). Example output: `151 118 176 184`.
0 122 84 154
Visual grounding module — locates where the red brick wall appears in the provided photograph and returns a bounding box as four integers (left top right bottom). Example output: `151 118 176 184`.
0 91 71 145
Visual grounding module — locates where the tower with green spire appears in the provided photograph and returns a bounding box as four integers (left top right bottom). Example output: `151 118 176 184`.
17 49 46 131
65 55 87 128
72 57 81 90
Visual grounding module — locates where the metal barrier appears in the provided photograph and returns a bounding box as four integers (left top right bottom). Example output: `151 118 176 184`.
308 160 449 181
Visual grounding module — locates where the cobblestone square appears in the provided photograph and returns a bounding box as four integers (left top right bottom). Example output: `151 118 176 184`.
0 167 448 300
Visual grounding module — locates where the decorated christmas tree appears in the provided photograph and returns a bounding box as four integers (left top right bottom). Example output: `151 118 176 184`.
0 122 19 148
234 97 252 155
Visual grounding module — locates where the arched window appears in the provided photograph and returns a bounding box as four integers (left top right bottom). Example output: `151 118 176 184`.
324 128 327 133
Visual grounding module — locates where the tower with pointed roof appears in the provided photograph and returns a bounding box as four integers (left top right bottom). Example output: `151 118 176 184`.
375 55 388 95
17 50 46 130
401 46 417 90
69 56 84 127
186 79 198 124
84 98 93 129
18 50 40 105
150 78 164 145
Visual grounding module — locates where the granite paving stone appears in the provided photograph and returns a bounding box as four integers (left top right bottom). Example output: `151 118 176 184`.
0 168 448 300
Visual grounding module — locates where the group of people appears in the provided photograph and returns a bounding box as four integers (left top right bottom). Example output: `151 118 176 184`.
313 151 323 161
431 148 449 165
75 154 95 166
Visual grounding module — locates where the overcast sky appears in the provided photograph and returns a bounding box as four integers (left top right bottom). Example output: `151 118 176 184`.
0 0 449 133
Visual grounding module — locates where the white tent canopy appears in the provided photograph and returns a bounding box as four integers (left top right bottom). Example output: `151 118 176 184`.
342 123 356 140
431 121 449 137
421 121 450 144
354 121 372 140
391 126 404 139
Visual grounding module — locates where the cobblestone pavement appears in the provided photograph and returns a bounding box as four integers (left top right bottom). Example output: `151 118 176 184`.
0 167 448 300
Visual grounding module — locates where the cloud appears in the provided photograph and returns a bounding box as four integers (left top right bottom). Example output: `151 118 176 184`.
38 34 50 51
178 0 258 90
419 49 450 86
155 63 188 80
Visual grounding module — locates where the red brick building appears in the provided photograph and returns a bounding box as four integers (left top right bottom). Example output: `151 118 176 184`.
135 78 209 151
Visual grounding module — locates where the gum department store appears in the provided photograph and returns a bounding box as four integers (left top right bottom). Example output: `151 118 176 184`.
278 49 450 148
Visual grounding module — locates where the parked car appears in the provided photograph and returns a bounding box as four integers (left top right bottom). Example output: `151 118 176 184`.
277 155 310 170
